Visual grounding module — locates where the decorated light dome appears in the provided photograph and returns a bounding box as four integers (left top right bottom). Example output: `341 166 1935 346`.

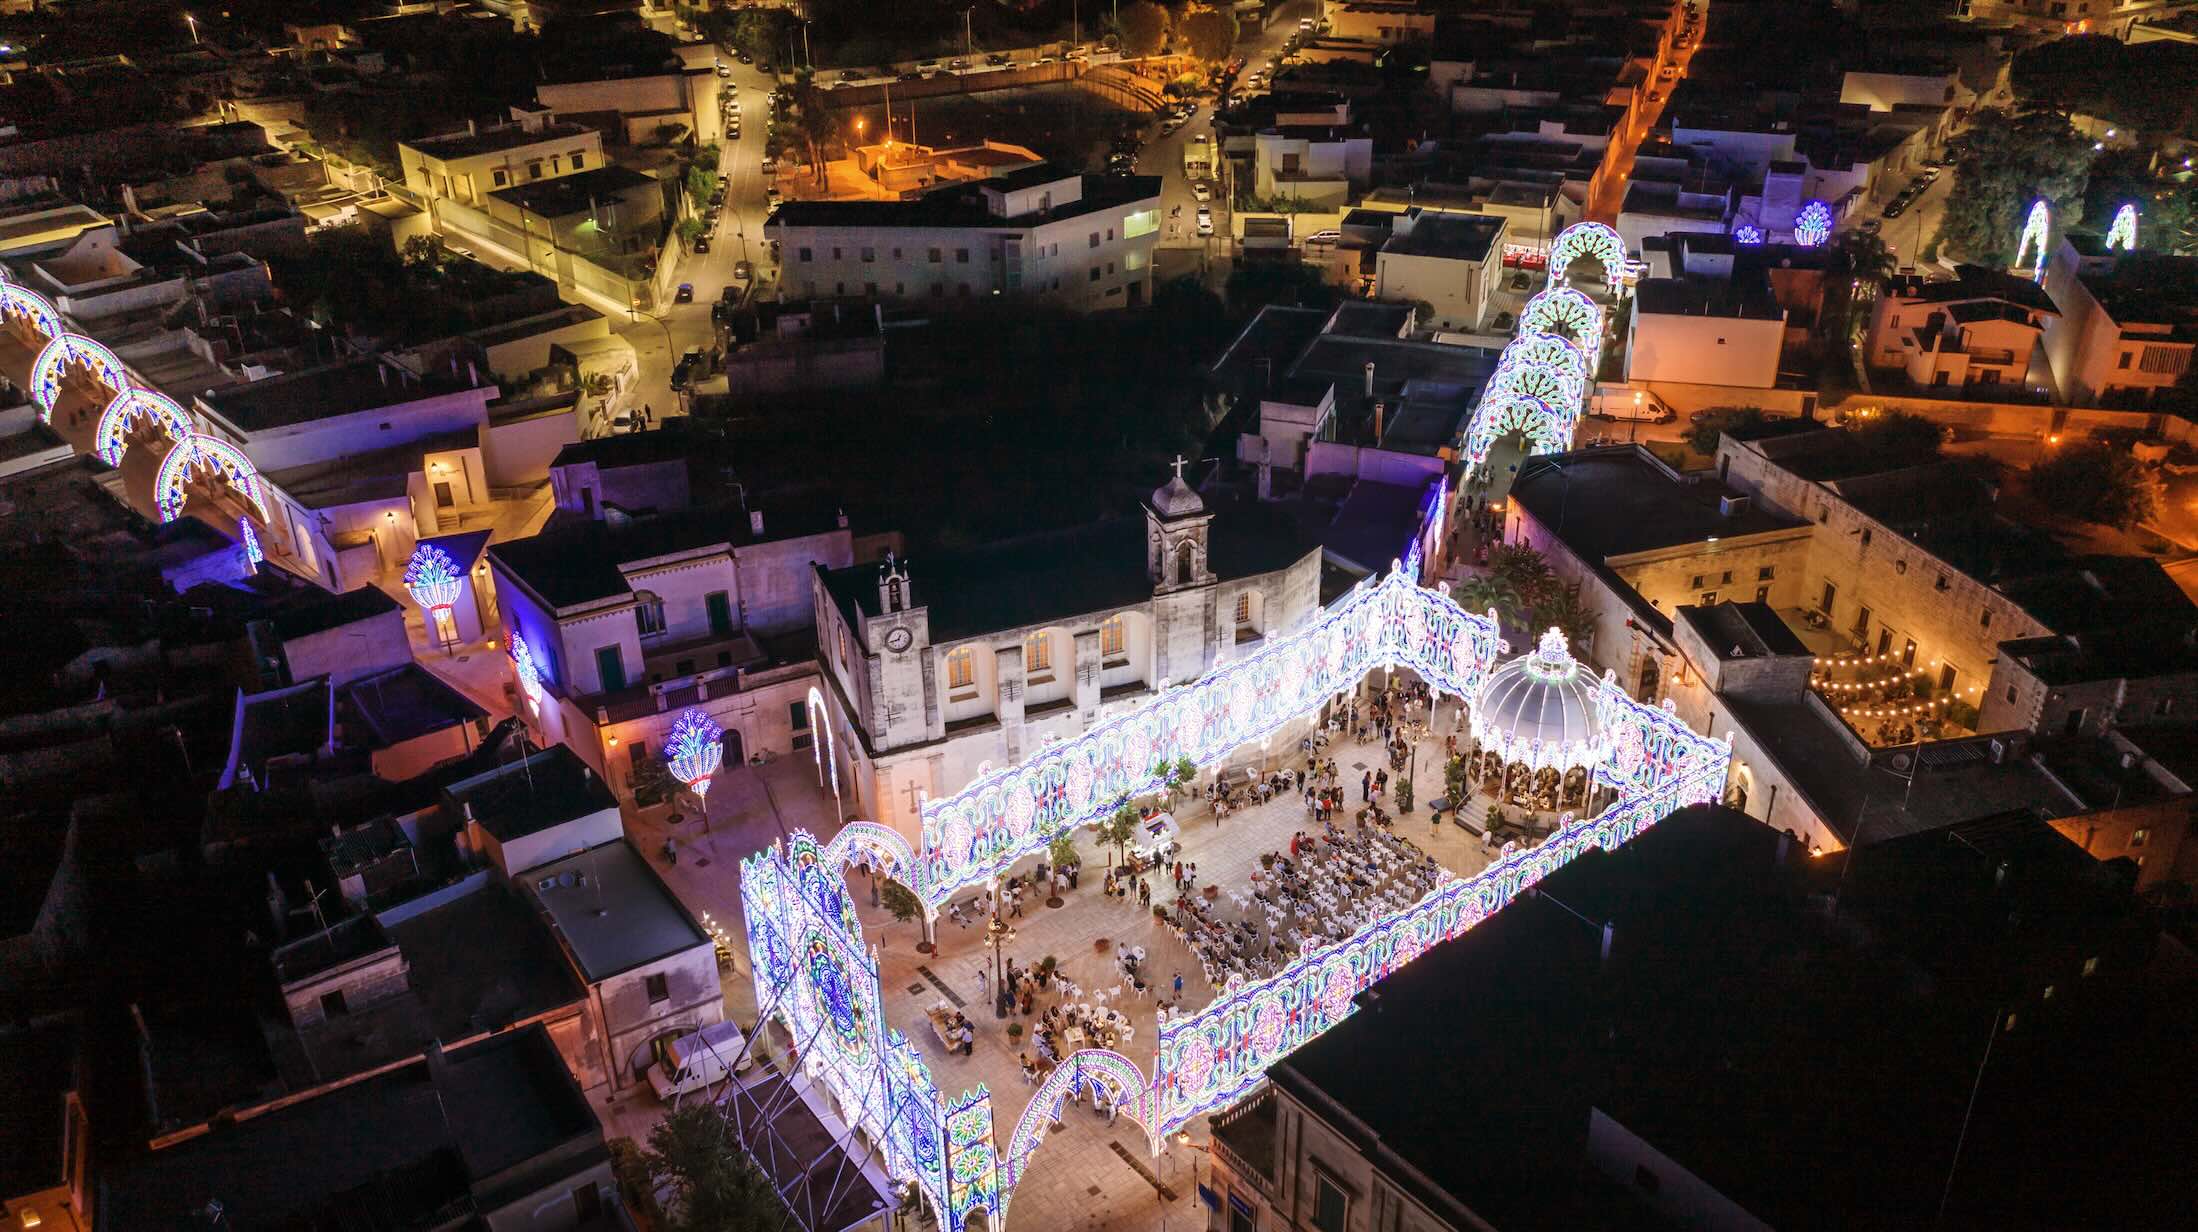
1469 627 1610 773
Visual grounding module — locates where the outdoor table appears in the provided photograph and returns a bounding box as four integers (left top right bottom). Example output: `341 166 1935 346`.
925 1006 962 1051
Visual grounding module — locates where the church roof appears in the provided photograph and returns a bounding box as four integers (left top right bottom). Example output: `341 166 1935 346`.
1148 475 1206 519
820 508 1317 644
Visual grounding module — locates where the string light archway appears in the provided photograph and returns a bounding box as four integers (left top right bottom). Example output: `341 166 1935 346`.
0 282 63 342
1546 221 1628 289
93 388 193 466
2014 199 2051 280
153 434 265 523
2105 203 2138 251
30 333 129 422
1464 392 1571 469
1518 285 1602 344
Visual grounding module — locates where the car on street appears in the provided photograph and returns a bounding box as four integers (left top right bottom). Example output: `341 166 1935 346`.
693 234 711 253
671 346 703 389
1859 218 1880 234
1191 180 1211 202
1196 205 1213 237
948 58 968 71
987 51 1012 65
1883 202 1907 219
1299 16 1314 30
839 69 864 81
736 51 752 64
716 64 731 78
734 259 754 281
898 69 923 81
1305 229 1341 245
674 282 695 303
758 61 773 74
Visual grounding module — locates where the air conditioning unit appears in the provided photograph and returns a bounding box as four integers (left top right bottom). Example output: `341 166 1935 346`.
1719 494 1751 517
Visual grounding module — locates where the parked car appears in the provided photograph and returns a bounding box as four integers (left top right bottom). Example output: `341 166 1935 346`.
758 61 773 74
674 282 694 303
693 234 711 253
734 259 754 281
1196 205 1214 237
947 58 969 71
647 1021 751 1101
987 52 1012 66
1191 180 1211 202
1859 218 1880 234
839 69 864 82
715 64 731 78
1304 229 1341 245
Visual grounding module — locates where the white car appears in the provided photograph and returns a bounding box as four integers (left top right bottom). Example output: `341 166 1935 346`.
1196 205 1214 237
1191 181 1212 202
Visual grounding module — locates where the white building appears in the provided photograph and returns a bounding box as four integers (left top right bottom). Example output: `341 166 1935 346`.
765 165 1164 311
2040 241 2198 408
398 112 606 212
812 477 1324 836
1371 209 1505 332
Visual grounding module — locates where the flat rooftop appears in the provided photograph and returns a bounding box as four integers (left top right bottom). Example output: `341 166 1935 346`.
526 839 708 982
489 504 845 610
200 357 477 433
491 164 658 219
1510 446 1808 560
445 744 617 845
406 120 596 161
1382 210 1505 263
769 171 1160 231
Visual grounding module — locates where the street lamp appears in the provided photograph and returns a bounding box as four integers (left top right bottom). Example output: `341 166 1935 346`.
986 912 1016 1019
184 13 200 43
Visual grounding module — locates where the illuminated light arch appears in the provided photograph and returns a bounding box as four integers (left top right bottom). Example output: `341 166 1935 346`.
2105 203 2138 251
1501 331 1591 385
510 632 545 697
1465 391 1571 470
93 388 193 466
1486 352 1586 413
742 565 1734 1229
1518 286 1602 344
153 433 265 523
1000 1049 1154 1193
0 282 63 341
1732 224 1764 245
1793 199 1833 247
1547 221 1628 288
2014 199 2051 280
30 333 130 422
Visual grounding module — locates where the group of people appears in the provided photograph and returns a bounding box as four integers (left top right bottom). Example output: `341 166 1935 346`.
1028 1001 1133 1067
1158 821 1448 989
1205 766 1303 820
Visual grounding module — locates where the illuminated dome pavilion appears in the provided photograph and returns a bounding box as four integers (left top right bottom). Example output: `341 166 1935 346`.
1467 627 1609 813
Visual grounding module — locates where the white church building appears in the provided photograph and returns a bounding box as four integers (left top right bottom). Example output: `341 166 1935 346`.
812 472 1325 836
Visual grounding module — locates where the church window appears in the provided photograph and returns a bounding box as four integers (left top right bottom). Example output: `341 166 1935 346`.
946 646 975 690
1026 633 1052 677
1176 541 1197 586
1100 615 1127 660
1235 593 1250 625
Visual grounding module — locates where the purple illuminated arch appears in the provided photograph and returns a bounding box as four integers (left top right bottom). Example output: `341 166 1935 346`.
94 388 193 466
154 434 265 523
0 283 63 341
30 334 129 422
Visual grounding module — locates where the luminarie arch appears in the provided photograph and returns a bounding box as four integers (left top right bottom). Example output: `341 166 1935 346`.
93 388 193 466
31 333 129 422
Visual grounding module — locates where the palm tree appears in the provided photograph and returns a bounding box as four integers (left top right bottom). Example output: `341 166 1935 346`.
1530 584 1597 648
1488 543 1556 605
1837 228 1896 286
1453 573 1525 631
788 71 835 189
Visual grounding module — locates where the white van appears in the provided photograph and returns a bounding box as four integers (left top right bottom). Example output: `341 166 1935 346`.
647 1020 750 1100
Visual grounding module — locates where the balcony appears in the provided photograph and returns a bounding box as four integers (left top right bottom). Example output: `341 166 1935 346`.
1211 1092 1280 1200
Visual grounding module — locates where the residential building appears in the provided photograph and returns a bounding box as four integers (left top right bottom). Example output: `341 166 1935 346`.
1371 209 1505 331
487 508 856 799
765 165 1164 311
1323 0 1438 43
1251 123 1375 209
399 114 607 214
812 477 1322 835
1868 265 2058 397
95 1025 627 1232
2040 243 2198 407
1626 273 1786 390
0 1023 88 1232
488 165 666 268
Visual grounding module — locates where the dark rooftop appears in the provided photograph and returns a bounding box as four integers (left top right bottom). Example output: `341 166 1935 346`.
491 164 658 219
340 662 488 750
1322 477 1437 576
385 883 586 1043
1509 446 1809 560
0 1021 76 1199
445 744 617 845
200 357 478 432
550 428 693 471
1381 209 1505 263
1888 263 2058 315
769 171 1159 231
1678 600 1810 660
95 1026 602 1232
488 505 845 610
820 505 1318 643
406 119 596 161
267 584 404 643
525 839 708 982
220 677 333 791
1634 275 1785 321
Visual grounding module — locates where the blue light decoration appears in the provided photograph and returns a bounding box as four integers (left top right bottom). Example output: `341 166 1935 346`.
239 518 262 572
738 562 1732 1228
1517 285 1603 344
1732 224 1764 245
0 282 63 343
153 434 265 523
2105 203 2137 252
94 388 192 466
30 333 129 422
2014 199 2051 281
1546 221 1629 290
665 707 726 801
1793 200 1833 247
509 632 545 697
403 543 464 612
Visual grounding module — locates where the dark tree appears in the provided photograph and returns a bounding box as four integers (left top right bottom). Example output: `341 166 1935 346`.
2029 442 2159 530
1116 0 1170 57
1933 109 2095 267
1683 407 1771 456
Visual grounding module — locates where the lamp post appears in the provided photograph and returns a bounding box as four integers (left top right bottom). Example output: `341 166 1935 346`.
986 912 1016 1019
184 13 200 44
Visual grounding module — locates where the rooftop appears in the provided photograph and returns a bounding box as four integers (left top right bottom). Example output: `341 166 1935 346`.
1678 600 1811 660
1635 275 1785 321
445 744 617 845
491 164 659 220
385 882 587 1043
406 120 597 161
768 171 1160 232
1887 263 2058 315
1509 446 1808 560
820 505 1318 643
339 662 488 750
488 505 846 610
267 583 403 643
95 1026 601 1232
199 357 478 433
525 839 708 982
1381 209 1505 263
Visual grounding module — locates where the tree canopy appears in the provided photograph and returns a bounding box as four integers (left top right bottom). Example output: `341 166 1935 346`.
1117 1 1170 57
1933 108 2095 267
1683 407 1772 456
2029 442 2159 530
2011 35 2198 136
1178 6 1240 63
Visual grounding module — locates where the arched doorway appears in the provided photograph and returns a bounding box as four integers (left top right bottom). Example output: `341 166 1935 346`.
722 726 745 769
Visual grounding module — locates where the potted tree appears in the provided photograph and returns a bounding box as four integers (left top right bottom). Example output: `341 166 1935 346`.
1046 834 1079 908
880 880 922 948
1094 799 1141 871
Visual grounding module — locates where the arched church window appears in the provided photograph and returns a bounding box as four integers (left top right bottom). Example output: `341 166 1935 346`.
1176 541 1196 586
946 645 975 690
1100 614 1127 660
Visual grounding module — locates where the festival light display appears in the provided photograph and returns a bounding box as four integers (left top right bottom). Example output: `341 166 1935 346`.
239 518 262 571
911 565 1503 912
509 632 545 697
2014 199 2051 281
1463 391 1570 470
1546 221 1629 290
1732 224 1764 245
807 684 841 813
1793 200 1833 248
1517 285 1602 344
2105 203 2138 251
665 707 726 801
93 388 193 466
153 434 265 523
0 282 63 342
1467 628 1611 772
739 561 1732 1229
30 333 129 422
403 543 464 612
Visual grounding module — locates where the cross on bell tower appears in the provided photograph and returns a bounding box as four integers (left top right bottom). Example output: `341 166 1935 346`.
1146 459 1212 594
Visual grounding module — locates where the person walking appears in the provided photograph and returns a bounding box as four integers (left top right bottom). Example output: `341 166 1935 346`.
1361 770 1372 802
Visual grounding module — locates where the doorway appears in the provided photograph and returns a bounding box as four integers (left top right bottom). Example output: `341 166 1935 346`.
434 481 456 509
722 727 745 769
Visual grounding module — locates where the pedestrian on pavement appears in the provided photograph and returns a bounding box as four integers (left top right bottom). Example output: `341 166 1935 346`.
977 967 988 1001
1173 971 1185 999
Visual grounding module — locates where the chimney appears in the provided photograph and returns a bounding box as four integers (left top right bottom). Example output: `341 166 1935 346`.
466 360 479 386
837 508 849 529
1373 400 1385 442
750 510 765 537
466 118 478 136
1363 361 1375 399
